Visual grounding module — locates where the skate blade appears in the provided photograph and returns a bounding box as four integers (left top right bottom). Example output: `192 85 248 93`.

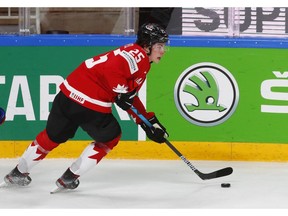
0 181 30 188
50 186 66 194
0 181 8 188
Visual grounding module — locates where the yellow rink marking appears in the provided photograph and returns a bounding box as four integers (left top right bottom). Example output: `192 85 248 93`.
1 140 288 162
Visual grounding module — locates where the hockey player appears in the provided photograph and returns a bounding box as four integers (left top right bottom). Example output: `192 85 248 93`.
0 107 5 125
2 23 169 191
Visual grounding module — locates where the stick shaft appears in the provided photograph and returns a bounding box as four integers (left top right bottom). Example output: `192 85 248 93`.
130 106 233 180
131 106 198 172
164 140 196 171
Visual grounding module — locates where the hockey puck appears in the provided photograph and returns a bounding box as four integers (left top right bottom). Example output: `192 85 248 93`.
221 183 231 188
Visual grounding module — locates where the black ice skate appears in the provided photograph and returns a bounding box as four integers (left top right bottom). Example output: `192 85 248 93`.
3 166 32 186
55 168 80 190
50 168 80 194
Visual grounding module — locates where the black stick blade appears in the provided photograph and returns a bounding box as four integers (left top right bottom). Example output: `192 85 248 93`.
195 167 233 180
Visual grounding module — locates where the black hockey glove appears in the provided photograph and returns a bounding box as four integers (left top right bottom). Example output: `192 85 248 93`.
115 89 137 111
140 115 169 144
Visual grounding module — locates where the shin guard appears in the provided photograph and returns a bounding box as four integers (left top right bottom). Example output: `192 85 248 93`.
70 134 121 176
17 129 59 173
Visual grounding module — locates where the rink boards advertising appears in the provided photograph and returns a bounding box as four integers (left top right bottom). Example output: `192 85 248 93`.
1 35 288 161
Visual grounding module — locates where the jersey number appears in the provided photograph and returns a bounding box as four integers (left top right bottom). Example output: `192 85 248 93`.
85 48 145 69
85 55 108 69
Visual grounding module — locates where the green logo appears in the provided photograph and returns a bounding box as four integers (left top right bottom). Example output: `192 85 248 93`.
174 62 239 126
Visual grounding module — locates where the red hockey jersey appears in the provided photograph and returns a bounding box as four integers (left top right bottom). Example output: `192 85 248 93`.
60 43 153 122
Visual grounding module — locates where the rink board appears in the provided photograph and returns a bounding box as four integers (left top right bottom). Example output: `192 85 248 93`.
1 35 288 161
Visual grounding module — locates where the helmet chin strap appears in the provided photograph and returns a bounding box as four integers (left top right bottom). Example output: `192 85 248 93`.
147 47 152 56
146 45 154 64
143 45 152 56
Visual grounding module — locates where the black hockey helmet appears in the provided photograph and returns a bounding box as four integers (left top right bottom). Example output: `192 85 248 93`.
136 23 169 48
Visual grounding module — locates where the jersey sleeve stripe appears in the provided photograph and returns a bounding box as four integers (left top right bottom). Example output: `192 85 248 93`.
63 80 112 107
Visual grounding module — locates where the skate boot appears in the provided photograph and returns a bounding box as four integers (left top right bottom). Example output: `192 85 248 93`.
4 166 32 186
56 168 80 190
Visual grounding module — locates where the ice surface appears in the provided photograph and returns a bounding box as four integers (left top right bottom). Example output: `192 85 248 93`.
0 158 287 215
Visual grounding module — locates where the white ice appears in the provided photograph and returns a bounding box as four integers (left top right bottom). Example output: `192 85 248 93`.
0 158 287 215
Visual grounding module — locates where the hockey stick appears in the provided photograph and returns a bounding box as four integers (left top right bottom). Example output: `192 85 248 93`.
130 106 233 180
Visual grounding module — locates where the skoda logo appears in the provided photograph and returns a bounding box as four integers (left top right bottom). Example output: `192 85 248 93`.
174 62 239 126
